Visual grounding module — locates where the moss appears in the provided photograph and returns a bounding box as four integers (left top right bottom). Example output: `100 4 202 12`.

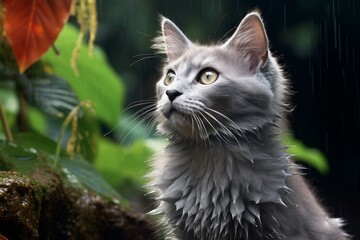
0 143 157 240
0 172 42 239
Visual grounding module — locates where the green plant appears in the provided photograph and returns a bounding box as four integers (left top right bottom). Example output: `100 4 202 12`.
283 135 329 174
0 1 154 204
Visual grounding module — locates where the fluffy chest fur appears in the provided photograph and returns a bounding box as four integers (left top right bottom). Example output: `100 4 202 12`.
150 131 294 240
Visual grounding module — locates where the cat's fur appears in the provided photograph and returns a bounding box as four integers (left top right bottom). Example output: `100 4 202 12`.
149 12 348 240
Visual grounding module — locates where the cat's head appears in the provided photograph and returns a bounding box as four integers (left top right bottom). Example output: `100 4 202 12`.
153 12 287 140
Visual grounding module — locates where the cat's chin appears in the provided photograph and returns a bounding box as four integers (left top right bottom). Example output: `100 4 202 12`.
158 113 200 139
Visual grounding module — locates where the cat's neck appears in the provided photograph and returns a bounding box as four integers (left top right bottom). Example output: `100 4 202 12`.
153 122 294 238
154 123 293 237
170 122 286 158
159 122 293 204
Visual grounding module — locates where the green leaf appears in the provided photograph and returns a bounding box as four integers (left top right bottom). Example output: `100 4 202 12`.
14 132 58 154
0 139 123 204
22 74 79 117
94 137 153 188
0 89 18 134
60 154 122 203
43 24 125 127
0 139 51 173
27 106 48 135
283 135 330 174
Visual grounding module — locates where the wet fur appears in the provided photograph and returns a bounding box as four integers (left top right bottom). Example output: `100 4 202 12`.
148 12 348 240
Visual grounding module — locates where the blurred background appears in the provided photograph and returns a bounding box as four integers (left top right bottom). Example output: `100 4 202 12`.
93 0 360 237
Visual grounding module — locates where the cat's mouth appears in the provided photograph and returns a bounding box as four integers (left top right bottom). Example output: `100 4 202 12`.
162 104 182 119
162 107 174 119
160 107 196 138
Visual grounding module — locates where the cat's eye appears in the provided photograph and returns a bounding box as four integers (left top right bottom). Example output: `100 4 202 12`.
164 70 176 86
198 68 219 85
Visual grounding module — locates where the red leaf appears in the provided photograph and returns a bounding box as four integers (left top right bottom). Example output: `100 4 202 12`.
3 0 72 73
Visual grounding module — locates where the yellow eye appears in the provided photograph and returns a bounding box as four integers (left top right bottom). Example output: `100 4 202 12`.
164 71 176 86
199 68 218 85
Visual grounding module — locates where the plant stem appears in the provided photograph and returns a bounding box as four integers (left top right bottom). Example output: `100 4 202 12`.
54 117 70 167
54 105 77 167
54 100 93 167
0 99 14 142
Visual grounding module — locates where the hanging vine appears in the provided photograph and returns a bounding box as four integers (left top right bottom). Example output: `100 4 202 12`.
70 0 98 75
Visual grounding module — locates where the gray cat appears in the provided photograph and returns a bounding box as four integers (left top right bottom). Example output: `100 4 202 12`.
148 12 348 240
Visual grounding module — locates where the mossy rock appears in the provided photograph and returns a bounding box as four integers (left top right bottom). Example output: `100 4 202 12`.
0 140 157 240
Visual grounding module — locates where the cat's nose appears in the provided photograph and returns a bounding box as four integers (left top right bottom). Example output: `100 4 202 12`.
166 90 183 102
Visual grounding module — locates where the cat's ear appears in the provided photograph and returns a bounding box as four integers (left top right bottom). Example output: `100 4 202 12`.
223 12 269 72
153 16 192 61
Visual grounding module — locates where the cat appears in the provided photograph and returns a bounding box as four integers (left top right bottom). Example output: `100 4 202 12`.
148 11 348 240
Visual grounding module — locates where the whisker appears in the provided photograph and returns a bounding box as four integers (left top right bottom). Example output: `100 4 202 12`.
104 101 156 137
200 110 232 143
197 110 225 144
190 115 195 138
133 53 158 58
135 31 154 38
123 101 156 112
115 113 157 163
183 99 247 146
183 100 220 144
213 13 228 41
203 106 239 130
129 56 163 67
193 114 206 141
118 100 156 119
119 106 157 144
201 109 241 148
219 25 237 43
141 113 158 139
196 113 211 146
203 106 250 143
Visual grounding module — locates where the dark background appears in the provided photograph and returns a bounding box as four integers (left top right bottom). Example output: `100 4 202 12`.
95 0 360 237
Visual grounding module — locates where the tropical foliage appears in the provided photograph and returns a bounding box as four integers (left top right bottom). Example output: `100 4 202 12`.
0 0 154 206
